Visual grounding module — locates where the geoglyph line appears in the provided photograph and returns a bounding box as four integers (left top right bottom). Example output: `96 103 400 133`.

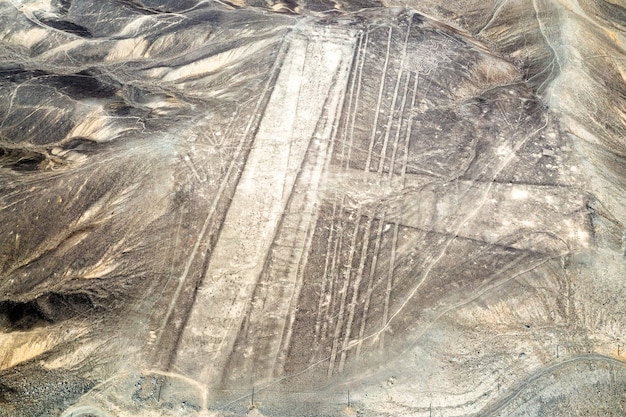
167 28 356 389
346 30 369 168
274 47 354 377
328 212 362 377
315 30 369 357
365 27 393 172
389 71 413 179
402 73 420 184
379 20 412 175
339 215 373 372
356 213 385 358
380 222 399 348
151 37 290 368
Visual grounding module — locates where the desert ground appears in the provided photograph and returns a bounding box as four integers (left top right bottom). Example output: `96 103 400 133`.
0 0 624 416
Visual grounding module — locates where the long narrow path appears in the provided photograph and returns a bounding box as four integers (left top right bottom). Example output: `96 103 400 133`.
169 27 357 395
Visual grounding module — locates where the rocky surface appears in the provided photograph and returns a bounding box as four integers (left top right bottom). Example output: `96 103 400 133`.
0 0 624 416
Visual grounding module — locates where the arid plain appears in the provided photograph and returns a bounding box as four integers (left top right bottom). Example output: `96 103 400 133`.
0 0 624 416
